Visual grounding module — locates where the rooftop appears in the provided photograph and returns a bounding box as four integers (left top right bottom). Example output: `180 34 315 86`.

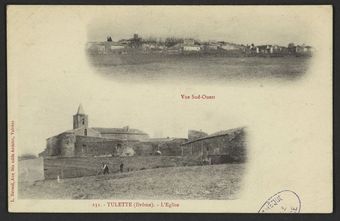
182 127 246 145
76 104 85 115
92 127 148 135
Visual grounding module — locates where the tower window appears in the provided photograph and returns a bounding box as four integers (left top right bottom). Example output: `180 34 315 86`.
84 129 87 136
82 119 85 125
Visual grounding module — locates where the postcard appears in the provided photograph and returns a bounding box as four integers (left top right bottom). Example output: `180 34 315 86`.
7 5 332 213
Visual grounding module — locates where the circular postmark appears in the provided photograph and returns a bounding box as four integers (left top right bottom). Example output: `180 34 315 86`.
258 190 301 213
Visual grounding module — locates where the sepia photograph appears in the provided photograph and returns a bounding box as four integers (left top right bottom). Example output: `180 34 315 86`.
86 7 315 83
18 104 247 200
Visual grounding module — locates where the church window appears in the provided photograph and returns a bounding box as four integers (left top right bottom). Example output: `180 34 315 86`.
82 119 85 125
84 129 87 136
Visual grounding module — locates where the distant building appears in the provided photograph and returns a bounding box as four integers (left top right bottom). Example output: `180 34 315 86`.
183 45 201 52
110 45 125 50
128 34 143 48
166 43 183 54
257 45 271 54
296 44 314 56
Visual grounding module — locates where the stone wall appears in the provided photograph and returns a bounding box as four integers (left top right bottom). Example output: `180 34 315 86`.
60 133 77 156
131 138 187 156
75 136 120 157
43 134 186 158
131 141 158 156
100 132 149 141
44 132 76 157
181 128 247 163
74 136 140 157
158 138 187 156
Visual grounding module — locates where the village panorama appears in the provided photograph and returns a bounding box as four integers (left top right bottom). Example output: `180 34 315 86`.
86 34 314 82
18 104 247 200
87 34 314 65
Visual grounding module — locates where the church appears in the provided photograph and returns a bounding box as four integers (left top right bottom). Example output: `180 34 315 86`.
39 104 246 164
39 104 150 157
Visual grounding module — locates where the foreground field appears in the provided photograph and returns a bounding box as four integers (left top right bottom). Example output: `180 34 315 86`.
19 164 245 200
94 56 311 83
43 156 202 180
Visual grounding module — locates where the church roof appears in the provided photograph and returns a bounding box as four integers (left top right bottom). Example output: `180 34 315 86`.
76 104 85 115
92 127 148 135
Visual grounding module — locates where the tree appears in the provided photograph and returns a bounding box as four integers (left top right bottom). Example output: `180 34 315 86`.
288 43 296 54
165 37 183 47
288 42 295 48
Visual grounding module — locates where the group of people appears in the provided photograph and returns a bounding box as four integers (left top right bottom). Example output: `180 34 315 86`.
100 162 124 175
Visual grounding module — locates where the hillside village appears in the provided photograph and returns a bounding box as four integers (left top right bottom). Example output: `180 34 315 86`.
87 34 314 57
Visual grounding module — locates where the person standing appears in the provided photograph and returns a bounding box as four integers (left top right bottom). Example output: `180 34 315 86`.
102 163 109 175
120 162 124 173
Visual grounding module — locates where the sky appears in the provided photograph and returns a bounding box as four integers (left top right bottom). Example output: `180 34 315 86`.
87 6 316 46
7 6 331 156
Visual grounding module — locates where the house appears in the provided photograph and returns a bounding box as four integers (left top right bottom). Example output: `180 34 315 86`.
142 43 157 50
183 38 195 45
181 38 201 52
166 43 182 54
110 44 125 50
183 45 201 52
181 127 247 164
203 42 220 50
296 44 314 56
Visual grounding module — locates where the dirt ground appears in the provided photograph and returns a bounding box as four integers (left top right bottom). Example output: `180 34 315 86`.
19 164 245 200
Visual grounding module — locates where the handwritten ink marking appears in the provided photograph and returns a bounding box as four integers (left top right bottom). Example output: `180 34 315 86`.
259 190 301 213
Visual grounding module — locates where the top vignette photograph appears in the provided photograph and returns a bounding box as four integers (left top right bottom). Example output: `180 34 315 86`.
85 6 317 84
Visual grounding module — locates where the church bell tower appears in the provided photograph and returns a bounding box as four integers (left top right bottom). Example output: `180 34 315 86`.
73 104 88 129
